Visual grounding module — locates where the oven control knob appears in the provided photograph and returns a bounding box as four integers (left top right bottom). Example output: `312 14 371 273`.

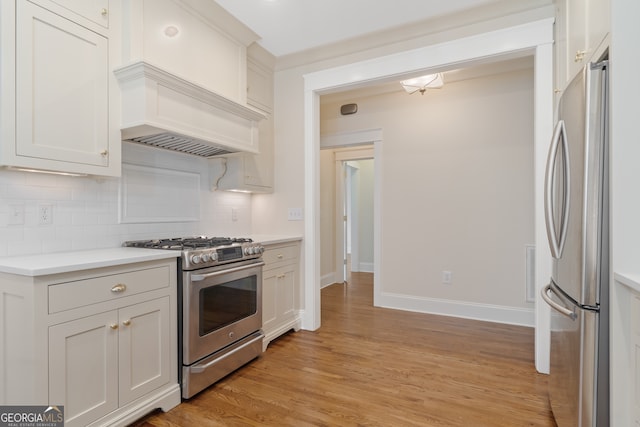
256 245 264 254
210 252 218 261
201 253 211 262
191 254 201 264
244 246 254 255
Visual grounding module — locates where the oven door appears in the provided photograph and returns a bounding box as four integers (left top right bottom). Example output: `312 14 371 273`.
183 259 264 365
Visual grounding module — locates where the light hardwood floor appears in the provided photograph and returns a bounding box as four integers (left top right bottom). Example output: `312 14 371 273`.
132 273 556 426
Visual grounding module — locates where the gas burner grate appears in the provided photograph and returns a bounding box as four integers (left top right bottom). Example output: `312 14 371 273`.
123 236 253 250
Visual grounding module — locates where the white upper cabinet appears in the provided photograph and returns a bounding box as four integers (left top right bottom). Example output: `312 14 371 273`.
16 2 109 167
0 0 121 176
247 58 274 114
555 0 610 91
211 46 275 193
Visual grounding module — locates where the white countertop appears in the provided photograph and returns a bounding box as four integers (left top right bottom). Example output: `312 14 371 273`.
0 248 179 277
249 235 303 245
0 236 302 277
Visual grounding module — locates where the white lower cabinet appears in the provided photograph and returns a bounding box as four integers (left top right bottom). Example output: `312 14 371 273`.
49 297 171 427
117 298 171 405
262 241 301 350
49 311 119 427
0 258 180 427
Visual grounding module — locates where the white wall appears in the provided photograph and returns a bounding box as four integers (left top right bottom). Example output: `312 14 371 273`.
0 143 252 256
610 0 640 424
352 159 374 272
319 68 534 311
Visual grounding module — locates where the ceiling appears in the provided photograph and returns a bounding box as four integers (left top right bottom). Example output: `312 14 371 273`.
213 0 502 57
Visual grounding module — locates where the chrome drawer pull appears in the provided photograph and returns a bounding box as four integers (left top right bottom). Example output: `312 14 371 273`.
111 284 127 293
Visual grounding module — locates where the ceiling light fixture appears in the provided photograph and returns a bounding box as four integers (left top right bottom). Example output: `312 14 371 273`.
400 73 444 95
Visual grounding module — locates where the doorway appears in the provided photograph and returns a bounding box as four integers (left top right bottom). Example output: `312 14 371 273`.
302 19 554 373
337 155 374 285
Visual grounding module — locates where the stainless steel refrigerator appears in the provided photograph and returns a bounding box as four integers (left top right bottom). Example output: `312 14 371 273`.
541 59 609 426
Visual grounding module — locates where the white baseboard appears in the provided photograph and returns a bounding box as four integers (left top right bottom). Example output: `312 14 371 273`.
357 262 374 273
376 292 535 327
321 273 337 288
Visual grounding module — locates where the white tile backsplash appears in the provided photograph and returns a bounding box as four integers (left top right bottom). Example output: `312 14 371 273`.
0 143 253 257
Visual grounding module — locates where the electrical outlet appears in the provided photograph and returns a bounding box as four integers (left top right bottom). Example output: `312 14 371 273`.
288 208 303 221
231 208 239 222
38 204 53 225
442 270 452 285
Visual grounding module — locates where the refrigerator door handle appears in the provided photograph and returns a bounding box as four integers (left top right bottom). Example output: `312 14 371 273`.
544 120 571 259
541 283 577 320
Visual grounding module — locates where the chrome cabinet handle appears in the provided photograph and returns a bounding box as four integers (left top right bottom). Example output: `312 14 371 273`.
111 283 127 293
191 333 263 373
191 261 264 282
540 284 576 320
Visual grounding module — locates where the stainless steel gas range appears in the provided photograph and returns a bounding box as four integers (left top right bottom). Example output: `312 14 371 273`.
123 237 265 399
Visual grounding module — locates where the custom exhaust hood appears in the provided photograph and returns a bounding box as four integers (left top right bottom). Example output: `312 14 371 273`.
114 61 265 158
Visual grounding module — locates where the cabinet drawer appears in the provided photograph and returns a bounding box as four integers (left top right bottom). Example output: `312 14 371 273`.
263 245 299 266
48 266 171 313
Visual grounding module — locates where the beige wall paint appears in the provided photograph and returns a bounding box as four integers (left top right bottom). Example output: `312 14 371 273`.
319 149 336 282
319 68 534 309
252 6 554 331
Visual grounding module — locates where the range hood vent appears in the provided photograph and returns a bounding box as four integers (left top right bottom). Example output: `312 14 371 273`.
115 61 265 158
126 132 234 158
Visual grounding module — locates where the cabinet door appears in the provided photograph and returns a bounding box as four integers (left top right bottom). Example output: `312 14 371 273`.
262 266 296 332
262 270 278 331
247 60 273 113
16 1 110 168
566 0 588 81
586 0 609 59
278 269 296 321
565 0 610 85
49 311 118 427
118 297 171 405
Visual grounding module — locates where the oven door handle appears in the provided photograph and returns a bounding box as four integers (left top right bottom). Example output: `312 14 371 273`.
190 332 264 373
190 261 265 282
